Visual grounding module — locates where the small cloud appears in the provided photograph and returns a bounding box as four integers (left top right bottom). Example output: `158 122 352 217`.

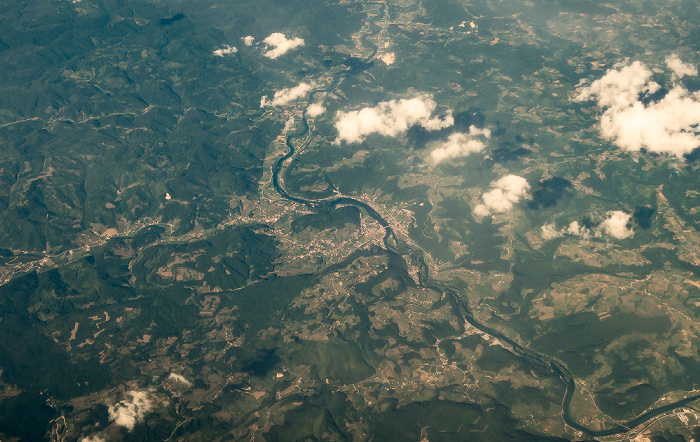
430 125 491 163
542 216 631 240
167 373 191 387
576 59 700 158
212 45 237 57
541 222 563 240
306 103 326 118
262 33 305 59
600 210 634 239
467 126 491 138
80 437 106 442
540 221 591 240
260 82 313 107
284 116 296 132
666 54 698 79
474 174 530 218
108 390 153 431
242 36 255 46
567 221 590 238
334 94 454 144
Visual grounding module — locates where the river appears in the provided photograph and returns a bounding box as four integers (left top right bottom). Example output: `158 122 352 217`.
269 3 700 436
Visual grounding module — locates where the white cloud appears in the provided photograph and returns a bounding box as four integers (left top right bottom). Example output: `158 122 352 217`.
666 54 698 79
576 59 700 158
539 221 591 240
541 222 563 240
567 221 590 238
306 103 326 118
474 174 530 218
600 210 634 239
167 373 191 387
260 82 313 107
542 216 632 241
80 437 106 442
334 94 454 144
242 36 255 46
466 126 491 138
262 33 305 59
430 126 491 163
284 116 296 132
108 390 153 431
577 61 659 108
212 45 237 57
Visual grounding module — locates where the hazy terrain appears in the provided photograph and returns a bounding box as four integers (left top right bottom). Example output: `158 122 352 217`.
1 0 700 440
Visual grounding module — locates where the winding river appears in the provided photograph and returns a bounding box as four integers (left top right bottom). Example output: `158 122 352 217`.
270 3 700 437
